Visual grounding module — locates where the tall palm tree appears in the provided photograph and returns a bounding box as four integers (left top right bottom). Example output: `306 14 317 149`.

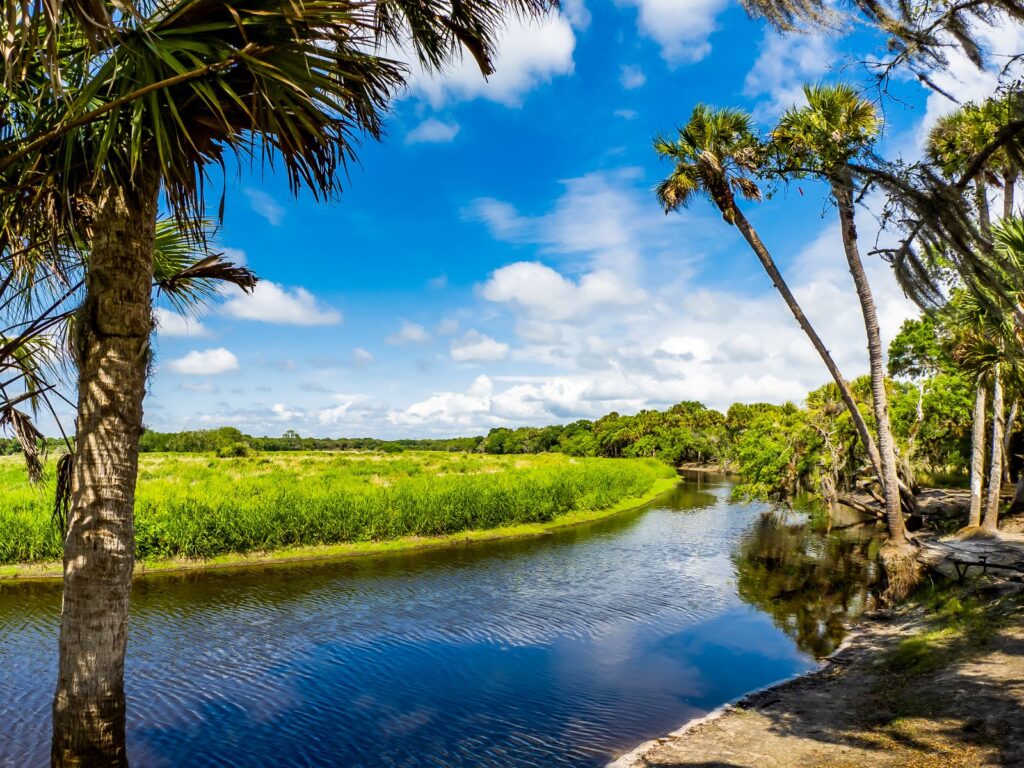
653 104 887 493
772 82 910 549
1 2 553 764
925 98 1024 522
947 217 1024 530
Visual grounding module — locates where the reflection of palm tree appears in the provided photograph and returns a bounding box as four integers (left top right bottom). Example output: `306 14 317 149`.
733 511 880 657
654 105 885 493
772 83 908 548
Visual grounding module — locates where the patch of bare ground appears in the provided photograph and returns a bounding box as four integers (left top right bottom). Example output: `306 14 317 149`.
608 586 1024 768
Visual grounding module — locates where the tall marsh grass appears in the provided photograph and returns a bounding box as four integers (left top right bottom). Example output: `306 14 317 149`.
0 451 675 563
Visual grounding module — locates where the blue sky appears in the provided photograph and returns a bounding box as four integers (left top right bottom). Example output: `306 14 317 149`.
133 0 1024 438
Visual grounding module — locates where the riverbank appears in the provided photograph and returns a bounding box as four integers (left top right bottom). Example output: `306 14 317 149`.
0 474 679 581
608 583 1024 767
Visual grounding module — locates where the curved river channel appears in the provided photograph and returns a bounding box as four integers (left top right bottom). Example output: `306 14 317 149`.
0 473 881 767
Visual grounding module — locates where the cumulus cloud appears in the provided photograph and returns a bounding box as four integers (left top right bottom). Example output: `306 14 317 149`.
401 13 575 107
154 308 209 338
620 0 729 63
243 188 285 226
167 348 239 376
451 330 510 362
406 118 460 144
386 321 432 345
221 281 342 325
481 262 646 321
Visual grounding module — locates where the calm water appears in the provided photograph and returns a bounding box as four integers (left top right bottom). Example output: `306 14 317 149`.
0 474 880 767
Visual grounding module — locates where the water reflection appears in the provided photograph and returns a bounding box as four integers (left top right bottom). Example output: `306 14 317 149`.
0 474 880 767
733 508 881 657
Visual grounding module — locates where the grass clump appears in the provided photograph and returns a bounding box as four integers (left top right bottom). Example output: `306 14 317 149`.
0 451 675 564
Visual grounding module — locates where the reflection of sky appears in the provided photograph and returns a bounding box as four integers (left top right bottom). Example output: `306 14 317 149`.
2 478 829 767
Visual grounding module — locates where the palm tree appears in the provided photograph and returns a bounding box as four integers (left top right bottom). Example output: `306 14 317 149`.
926 98 1024 522
947 217 1024 531
654 104 888 508
772 82 910 550
1 2 553 763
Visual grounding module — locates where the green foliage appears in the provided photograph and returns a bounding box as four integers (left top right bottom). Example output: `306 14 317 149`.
0 452 674 564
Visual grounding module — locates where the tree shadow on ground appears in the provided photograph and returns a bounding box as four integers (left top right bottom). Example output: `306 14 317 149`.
645 591 1024 767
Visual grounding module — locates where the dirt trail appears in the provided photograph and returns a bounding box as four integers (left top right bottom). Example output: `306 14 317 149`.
608 592 1024 768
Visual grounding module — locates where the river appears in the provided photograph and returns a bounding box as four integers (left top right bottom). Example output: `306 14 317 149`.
0 473 880 767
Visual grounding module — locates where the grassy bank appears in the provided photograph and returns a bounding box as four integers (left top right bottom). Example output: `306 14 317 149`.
0 451 677 576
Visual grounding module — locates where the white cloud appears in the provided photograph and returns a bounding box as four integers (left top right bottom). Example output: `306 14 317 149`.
466 168 695 276
402 13 575 107
451 330 510 362
719 333 766 363
620 0 729 64
352 348 375 368
743 31 835 121
428 274 448 290
619 64 646 89
561 0 591 28
221 281 341 326
221 247 248 266
614 109 638 120
271 403 304 420
386 321 432 345
154 308 209 338
481 262 646 321
167 348 239 376
436 318 460 336
406 118 460 144
243 188 285 226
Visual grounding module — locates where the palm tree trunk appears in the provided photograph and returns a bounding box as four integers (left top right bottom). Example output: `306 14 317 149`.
969 382 987 527
1004 171 1016 220
51 171 160 767
976 179 992 236
1003 399 1017 484
983 364 1005 531
832 175 908 546
730 206 884 483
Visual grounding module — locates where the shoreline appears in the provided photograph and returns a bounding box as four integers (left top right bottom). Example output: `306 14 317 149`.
606 622 864 767
606 586 1024 767
0 476 680 583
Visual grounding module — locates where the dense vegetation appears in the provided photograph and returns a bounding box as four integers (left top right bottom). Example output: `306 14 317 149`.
103 320 993 507
0 452 674 565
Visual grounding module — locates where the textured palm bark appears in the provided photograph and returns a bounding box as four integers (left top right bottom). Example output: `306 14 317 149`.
984 365 1005 532
1003 400 1016 485
976 180 991 236
832 176 907 546
730 206 884 483
51 171 159 767
1003 173 1016 220
969 383 988 528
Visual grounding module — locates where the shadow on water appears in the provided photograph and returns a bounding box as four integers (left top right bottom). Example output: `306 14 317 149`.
0 474 881 768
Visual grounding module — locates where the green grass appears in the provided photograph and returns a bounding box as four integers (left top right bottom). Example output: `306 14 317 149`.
0 451 676 567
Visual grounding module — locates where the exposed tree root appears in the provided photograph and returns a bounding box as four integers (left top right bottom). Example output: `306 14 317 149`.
880 541 923 604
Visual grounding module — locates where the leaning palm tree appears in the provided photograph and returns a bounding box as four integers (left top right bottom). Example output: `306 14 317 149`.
0 2 554 764
772 83 911 554
653 104 887 498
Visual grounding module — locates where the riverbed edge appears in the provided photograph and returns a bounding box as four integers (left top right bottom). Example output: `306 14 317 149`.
0 476 680 582
604 617 868 768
